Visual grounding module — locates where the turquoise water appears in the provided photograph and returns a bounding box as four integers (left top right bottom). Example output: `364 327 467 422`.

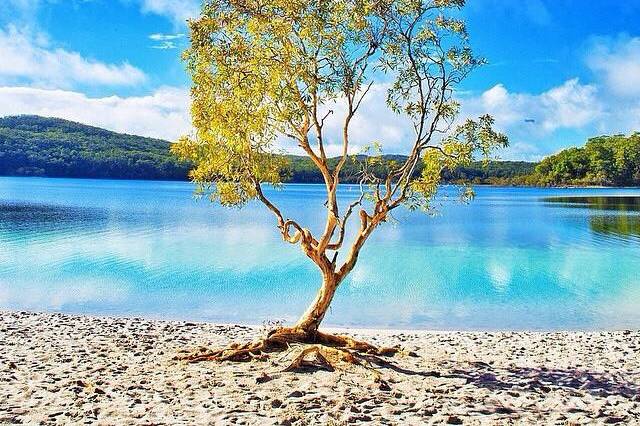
1 176 639 330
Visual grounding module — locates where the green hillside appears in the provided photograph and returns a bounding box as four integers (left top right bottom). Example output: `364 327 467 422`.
0 115 536 183
0 116 190 180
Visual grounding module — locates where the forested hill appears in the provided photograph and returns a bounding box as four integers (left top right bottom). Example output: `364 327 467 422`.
532 133 640 186
0 116 190 180
3 115 637 186
0 115 535 183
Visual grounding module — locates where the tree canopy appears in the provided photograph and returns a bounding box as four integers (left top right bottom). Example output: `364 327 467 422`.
533 133 640 187
172 0 508 212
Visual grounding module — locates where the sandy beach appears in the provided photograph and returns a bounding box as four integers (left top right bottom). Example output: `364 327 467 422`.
1 311 639 425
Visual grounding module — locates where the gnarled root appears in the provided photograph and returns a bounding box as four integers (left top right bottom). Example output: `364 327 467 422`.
282 344 395 390
283 345 336 372
176 327 398 367
315 331 398 356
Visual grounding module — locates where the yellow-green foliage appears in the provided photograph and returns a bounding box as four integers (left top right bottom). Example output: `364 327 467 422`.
172 0 382 204
172 0 507 209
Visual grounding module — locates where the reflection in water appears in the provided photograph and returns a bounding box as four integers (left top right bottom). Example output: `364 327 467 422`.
0 201 106 232
591 215 640 240
1 177 640 330
542 196 640 212
543 196 640 243
0 201 105 226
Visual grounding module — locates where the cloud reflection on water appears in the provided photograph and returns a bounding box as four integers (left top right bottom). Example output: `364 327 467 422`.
1 178 639 329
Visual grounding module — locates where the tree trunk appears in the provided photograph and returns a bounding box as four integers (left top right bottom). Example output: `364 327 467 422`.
294 272 338 333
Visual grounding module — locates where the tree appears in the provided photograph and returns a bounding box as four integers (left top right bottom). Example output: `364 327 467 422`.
532 133 640 187
173 0 507 363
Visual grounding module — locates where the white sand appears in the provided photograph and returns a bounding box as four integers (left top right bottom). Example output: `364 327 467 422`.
1 311 639 425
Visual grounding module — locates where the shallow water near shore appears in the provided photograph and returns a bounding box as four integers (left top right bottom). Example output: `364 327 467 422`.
1 176 639 330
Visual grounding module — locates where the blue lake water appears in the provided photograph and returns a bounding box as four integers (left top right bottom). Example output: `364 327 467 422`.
1 176 639 330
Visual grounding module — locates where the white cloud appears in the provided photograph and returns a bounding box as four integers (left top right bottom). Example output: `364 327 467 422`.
0 86 191 140
148 33 185 50
455 79 609 160
0 77 626 162
454 33 640 160
0 26 147 88
349 86 416 151
149 33 185 41
135 0 199 25
285 73 620 161
280 78 604 160
1 11 637 162
277 83 416 156
587 35 640 98
464 79 601 135
541 80 603 130
0 80 413 154
151 41 179 49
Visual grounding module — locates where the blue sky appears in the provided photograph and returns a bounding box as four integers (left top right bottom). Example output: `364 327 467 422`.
1 0 639 160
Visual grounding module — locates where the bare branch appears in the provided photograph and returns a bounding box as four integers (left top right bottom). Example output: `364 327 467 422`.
325 193 364 251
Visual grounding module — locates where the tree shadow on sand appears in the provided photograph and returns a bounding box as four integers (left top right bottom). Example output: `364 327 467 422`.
363 356 640 399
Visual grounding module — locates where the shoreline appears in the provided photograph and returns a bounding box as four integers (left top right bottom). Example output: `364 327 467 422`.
1 310 639 424
4 309 638 334
3 174 640 190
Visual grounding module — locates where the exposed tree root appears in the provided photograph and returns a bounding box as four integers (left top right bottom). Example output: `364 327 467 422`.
176 327 399 370
282 345 336 372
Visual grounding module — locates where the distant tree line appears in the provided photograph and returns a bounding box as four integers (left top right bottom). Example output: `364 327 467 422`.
2 116 638 187
531 133 640 186
284 154 536 185
0 116 535 184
